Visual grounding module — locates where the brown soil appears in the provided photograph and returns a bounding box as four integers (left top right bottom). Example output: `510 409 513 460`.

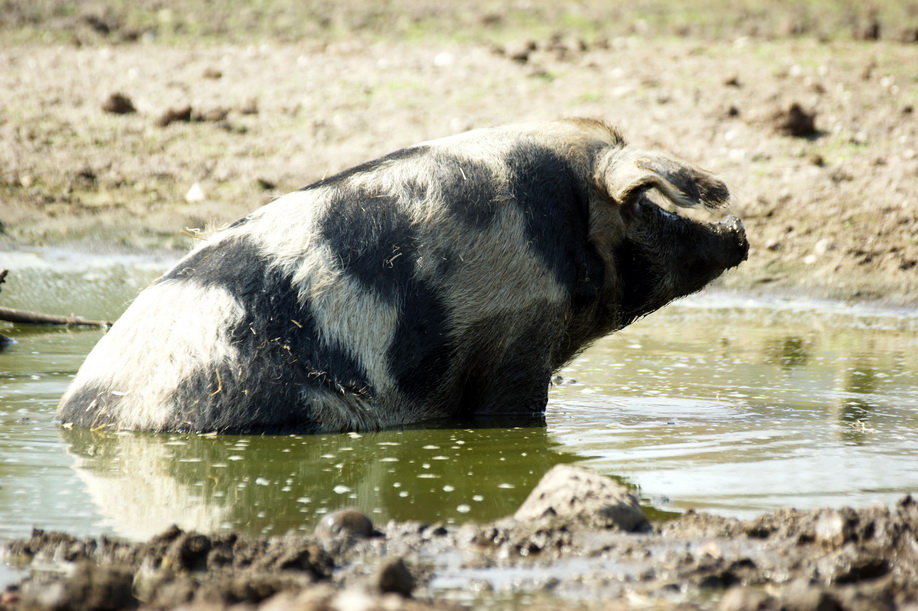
1 3 917 305
3 487 918 610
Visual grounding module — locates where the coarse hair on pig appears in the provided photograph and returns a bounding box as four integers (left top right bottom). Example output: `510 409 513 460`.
57 118 747 434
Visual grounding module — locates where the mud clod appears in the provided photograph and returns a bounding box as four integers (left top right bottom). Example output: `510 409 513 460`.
771 102 818 137
373 557 416 596
163 532 212 572
101 93 135 115
195 107 230 123
155 105 193 127
22 561 136 611
500 40 536 63
315 507 376 540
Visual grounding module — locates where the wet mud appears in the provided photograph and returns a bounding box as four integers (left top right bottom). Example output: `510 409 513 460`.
3 466 917 610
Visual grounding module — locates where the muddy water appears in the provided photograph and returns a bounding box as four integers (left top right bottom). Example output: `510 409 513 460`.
2 249 917 543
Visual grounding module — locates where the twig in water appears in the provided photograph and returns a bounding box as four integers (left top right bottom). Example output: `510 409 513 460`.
0 306 111 328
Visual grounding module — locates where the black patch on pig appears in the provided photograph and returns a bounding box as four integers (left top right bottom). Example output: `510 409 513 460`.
612 238 659 326
160 236 371 433
387 281 455 403
57 384 123 429
454 306 559 416
316 151 502 292
312 149 515 405
433 152 503 231
317 188 456 402
319 190 418 300
503 143 595 293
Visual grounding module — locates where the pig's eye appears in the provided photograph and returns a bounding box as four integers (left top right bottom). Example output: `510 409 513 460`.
658 206 680 220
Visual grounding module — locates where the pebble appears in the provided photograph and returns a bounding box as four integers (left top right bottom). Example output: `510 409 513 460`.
433 52 455 67
813 238 835 256
184 183 206 203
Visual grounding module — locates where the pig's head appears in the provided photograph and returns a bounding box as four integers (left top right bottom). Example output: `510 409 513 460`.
591 146 749 329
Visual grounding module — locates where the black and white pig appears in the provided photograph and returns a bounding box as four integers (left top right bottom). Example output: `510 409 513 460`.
57 119 748 434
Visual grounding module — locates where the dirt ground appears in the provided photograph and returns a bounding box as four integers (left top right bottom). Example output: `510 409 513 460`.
3 468 918 610
1 1 917 305
2 1 918 609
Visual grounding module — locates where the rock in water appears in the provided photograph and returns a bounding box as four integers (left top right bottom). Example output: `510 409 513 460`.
514 464 650 532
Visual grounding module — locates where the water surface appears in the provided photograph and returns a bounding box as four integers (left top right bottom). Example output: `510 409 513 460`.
2 248 917 543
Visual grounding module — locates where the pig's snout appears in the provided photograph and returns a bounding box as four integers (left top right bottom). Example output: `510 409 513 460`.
711 215 749 268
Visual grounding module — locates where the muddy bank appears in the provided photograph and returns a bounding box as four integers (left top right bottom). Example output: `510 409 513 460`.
1 4 917 306
2 465 917 610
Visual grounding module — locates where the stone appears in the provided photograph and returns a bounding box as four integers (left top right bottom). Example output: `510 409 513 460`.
514 464 650 532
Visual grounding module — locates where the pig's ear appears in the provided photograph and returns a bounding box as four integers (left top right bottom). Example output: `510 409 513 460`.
596 150 730 211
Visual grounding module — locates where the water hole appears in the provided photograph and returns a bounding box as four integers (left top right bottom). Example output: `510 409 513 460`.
2 248 917 543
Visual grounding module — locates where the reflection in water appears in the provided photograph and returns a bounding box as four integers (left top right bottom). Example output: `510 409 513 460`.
763 336 811 369
835 360 882 444
60 423 582 540
845 363 881 395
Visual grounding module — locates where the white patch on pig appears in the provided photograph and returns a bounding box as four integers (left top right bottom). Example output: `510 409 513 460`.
59 280 244 430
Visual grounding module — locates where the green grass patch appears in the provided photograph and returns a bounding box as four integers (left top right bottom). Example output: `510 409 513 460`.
3 0 917 46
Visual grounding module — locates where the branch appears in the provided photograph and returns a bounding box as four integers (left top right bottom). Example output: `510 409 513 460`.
0 269 111 327
0 306 111 328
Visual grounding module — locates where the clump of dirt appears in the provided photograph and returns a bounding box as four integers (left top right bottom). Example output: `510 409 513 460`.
770 102 819 137
101 93 136 115
153 105 232 128
155 104 193 128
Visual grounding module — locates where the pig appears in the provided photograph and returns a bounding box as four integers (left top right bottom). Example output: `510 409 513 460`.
56 118 748 434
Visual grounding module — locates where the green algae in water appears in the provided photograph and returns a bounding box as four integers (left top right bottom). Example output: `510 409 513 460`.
56 424 582 539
